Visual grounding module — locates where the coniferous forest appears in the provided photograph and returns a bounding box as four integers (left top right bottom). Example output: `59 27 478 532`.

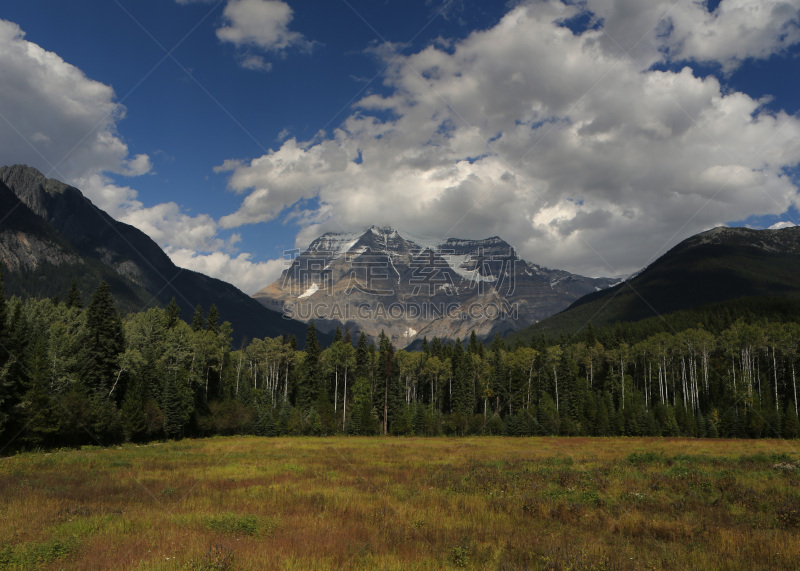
1 273 800 454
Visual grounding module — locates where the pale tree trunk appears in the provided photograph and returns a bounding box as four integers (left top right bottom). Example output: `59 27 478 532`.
109 368 125 398
235 352 244 397
383 376 389 435
449 376 452 413
773 348 779 412
553 364 559 412
334 366 338 412
342 366 348 430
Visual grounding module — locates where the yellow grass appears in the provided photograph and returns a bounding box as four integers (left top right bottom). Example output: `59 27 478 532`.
1 437 800 569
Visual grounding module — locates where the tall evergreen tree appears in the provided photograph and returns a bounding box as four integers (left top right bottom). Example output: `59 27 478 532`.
65 280 83 309
783 403 800 438
490 333 505 354
355 332 370 381
430 337 442 358
191 304 205 332
0 267 8 366
468 331 483 357
0 270 13 439
82 281 125 397
163 375 185 439
165 297 181 329
298 322 321 409
120 375 147 442
378 331 397 434
20 335 60 447
206 304 220 335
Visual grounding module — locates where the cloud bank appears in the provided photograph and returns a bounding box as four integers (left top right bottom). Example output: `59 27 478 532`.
218 0 800 278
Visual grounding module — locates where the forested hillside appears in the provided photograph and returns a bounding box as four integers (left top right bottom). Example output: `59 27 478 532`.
1 272 799 454
511 226 800 339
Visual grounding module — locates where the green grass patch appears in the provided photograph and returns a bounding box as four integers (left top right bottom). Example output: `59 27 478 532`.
201 512 276 536
0 537 79 568
626 450 666 466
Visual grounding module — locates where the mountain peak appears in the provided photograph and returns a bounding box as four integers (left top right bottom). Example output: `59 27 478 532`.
255 225 615 347
367 225 396 234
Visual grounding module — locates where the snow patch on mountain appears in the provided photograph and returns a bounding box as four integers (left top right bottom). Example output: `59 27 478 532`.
298 282 319 298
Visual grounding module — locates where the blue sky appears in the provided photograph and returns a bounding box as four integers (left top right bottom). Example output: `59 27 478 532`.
1 0 799 294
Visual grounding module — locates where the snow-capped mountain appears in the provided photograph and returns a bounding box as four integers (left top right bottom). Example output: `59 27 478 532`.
253 226 616 347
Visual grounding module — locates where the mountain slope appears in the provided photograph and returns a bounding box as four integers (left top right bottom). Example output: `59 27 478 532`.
508 225 800 339
253 225 615 346
0 165 314 344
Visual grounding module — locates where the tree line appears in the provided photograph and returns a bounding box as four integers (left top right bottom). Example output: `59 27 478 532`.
0 275 799 452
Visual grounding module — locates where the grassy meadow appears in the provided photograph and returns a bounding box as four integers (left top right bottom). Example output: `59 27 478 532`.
2 437 800 569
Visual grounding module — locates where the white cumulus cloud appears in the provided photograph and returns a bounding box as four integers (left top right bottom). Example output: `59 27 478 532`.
0 18 267 294
587 0 800 72
0 18 151 207
217 0 305 50
166 248 288 295
176 0 311 71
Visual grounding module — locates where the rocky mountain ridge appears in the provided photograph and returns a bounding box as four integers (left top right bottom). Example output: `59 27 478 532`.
253 225 617 347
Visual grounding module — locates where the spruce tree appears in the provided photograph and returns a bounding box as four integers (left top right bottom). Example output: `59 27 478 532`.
65 280 83 309
206 304 220 335
5 300 40 446
0 267 8 367
378 331 398 435
120 377 147 442
82 281 125 397
490 333 505 354
191 304 205 332
298 322 321 409
166 297 181 328
783 403 800 438
468 330 483 357
21 336 60 447
259 406 278 437
451 341 473 417
355 332 370 381
163 376 184 439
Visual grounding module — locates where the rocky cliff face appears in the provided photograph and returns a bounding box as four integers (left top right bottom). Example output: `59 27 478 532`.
253 226 616 346
0 165 316 344
0 165 174 290
0 176 80 272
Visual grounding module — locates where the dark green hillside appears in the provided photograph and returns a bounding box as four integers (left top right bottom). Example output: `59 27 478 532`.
0 165 319 345
507 226 800 341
